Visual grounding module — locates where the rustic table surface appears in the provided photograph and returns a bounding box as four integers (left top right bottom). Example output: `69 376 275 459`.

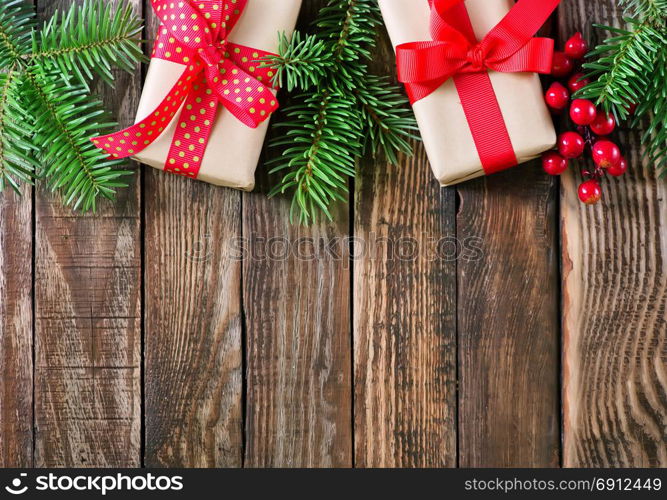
0 0 665 468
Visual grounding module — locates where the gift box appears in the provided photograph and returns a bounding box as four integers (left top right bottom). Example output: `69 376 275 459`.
379 0 558 186
94 0 302 191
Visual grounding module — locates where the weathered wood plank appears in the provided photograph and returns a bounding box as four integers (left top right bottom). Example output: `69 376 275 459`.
354 153 457 468
561 0 667 468
457 168 560 467
33 0 142 468
0 188 33 468
353 24 457 467
143 2 243 468
455 9 561 467
243 198 352 467
242 0 353 469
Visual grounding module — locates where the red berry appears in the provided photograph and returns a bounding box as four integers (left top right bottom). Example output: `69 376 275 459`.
564 32 588 60
578 180 602 204
567 73 590 93
558 131 585 159
590 112 616 136
592 140 622 168
626 102 638 115
551 51 574 78
545 82 570 111
542 151 569 176
607 156 628 176
570 99 597 125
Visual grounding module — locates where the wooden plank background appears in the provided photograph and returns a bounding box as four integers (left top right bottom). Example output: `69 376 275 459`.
560 1 667 468
0 0 664 468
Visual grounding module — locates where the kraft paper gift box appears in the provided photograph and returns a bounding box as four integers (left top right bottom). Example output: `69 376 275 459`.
132 0 302 190
378 0 557 186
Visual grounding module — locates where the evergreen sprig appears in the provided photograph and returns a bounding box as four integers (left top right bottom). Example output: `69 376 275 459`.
32 0 144 89
0 70 39 191
0 0 143 210
265 0 419 224
0 0 36 68
576 0 667 174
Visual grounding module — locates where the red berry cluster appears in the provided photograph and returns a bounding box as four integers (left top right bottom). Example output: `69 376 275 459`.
542 32 628 205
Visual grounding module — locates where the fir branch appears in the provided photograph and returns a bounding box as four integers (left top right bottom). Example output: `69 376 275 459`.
619 0 667 20
0 0 144 210
267 0 419 224
261 32 334 91
636 44 667 175
30 0 145 89
0 0 36 68
24 69 130 211
317 0 380 63
0 69 39 191
354 75 419 164
269 90 361 224
577 1 667 175
577 20 663 120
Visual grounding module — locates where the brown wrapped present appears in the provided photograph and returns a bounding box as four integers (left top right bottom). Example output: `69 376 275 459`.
379 0 558 186
94 0 302 190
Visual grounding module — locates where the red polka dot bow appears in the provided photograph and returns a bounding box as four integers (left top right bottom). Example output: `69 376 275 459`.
92 0 279 179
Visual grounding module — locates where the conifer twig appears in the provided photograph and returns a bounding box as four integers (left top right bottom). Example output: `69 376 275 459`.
265 0 418 224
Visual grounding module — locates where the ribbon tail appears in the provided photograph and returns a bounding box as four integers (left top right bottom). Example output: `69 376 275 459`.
91 66 197 159
404 79 451 104
165 72 217 178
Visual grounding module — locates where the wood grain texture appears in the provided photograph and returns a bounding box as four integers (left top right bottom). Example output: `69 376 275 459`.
243 191 352 467
33 0 142 468
561 0 667 468
353 25 457 467
144 178 242 468
0 188 33 467
242 0 352 469
354 149 457 468
457 167 560 467
143 2 243 468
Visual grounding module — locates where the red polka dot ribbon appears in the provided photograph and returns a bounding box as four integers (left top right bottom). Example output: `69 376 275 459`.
396 0 559 175
92 0 279 180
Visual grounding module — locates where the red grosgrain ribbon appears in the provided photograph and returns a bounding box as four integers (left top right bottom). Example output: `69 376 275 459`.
396 0 559 174
92 0 279 180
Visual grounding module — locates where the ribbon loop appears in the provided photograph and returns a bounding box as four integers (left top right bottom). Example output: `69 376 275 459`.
92 0 280 181
399 0 560 102
396 0 559 175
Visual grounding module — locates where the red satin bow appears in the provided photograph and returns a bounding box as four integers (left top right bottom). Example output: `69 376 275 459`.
395 0 559 174
93 0 279 180
397 0 560 103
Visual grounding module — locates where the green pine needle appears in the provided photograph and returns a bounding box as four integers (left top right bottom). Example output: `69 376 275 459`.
24 69 131 211
261 32 334 91
267 0 419 224
576 2 667 175
355 74 420 164
269 90 361 224
619 0 667 20
0 70 39 192
0 0 36 68
31 0 146 89
0 0 144 210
